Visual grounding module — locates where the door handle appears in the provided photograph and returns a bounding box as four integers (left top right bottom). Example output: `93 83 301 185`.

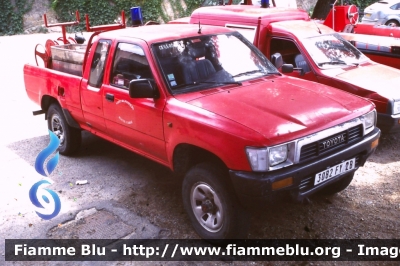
105 93 114 102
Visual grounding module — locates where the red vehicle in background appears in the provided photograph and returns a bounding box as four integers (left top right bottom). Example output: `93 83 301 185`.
178 5 400 133
321 1 400 69
191 1 400 70
25 12 380 239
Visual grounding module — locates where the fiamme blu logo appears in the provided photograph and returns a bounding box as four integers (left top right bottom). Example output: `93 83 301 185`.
29 130 61 220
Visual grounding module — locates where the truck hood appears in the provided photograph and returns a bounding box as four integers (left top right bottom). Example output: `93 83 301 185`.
181 76 371 141
325 63 400 100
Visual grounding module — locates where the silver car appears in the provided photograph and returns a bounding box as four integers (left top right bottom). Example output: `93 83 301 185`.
361 0 400 26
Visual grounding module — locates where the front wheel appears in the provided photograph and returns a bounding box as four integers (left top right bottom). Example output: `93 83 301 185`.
182 163 249 240
47 104 81 155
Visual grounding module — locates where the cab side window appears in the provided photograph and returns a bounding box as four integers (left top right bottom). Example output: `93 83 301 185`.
88 40 111 88
270 38 300 66
110 43 153 89
270 38 311 73
390 3 400 10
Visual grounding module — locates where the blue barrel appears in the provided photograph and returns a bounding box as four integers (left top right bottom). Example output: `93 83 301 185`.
130 6 143 26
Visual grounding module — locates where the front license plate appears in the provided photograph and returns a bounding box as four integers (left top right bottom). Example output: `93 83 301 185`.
314 158 355 185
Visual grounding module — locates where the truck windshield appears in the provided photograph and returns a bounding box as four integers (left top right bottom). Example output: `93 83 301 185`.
302 33 368 68
153 33 278 94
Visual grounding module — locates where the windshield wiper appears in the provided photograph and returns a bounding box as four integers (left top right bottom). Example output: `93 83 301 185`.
195 81 242 85
318 60 347 66
232 70 264 78
173 81 242 89
268 71 281 75
318 60 360 67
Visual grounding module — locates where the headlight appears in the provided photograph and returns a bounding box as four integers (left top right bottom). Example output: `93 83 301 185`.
269 145 288 166
393 101 400 115
246 143 293 172
363 110 376 130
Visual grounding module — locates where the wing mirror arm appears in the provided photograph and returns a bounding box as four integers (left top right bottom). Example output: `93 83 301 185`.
281 64 304 76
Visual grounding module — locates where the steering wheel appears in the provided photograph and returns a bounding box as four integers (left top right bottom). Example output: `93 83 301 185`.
347 5 359 25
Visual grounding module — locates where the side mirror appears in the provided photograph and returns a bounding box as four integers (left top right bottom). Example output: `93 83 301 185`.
129 79 159 99
271 53 283 69
281 64 294 73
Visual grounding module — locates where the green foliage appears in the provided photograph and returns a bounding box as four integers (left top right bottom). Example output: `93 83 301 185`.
351 0 376 13
184 0 204 16
0 0 33 36
51 0 203 32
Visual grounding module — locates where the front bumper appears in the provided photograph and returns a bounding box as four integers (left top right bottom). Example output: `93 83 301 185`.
377 113 400 134
229 127 380 208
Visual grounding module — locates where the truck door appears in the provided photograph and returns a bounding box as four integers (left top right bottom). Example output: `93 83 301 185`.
269 38 319 83
80 39 112 136
102 42 167 162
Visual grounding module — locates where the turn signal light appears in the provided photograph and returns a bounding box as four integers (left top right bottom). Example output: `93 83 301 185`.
371 139 379 149
272 177 293 191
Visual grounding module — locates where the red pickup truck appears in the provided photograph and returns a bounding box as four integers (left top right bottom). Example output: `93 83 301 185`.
181 5 400 134
24 23 380 239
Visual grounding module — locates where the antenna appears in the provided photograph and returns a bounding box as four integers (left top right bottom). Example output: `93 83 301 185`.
198 21 202 34
313 20 322 34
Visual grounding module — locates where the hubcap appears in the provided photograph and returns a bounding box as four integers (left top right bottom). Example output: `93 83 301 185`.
190 182 223 233
51 114 65 145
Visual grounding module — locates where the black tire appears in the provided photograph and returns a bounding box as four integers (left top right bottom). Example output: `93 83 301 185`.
182 162 249 240
47 104 81 155
385 20 399 27
319 173 354 195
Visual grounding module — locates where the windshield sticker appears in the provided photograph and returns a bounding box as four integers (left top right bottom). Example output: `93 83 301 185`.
168 74 175 81
168 74 177 86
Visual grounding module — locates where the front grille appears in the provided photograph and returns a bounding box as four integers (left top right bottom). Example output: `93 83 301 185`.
298 155 361 193
299 125 363 162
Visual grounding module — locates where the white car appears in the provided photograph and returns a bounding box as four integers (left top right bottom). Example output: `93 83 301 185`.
361 0 400 26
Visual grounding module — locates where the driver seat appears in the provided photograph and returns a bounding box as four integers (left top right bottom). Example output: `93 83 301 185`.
294 54 311 73
181 47 216 84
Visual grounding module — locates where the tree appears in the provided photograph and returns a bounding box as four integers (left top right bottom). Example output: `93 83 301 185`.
311 0 334 20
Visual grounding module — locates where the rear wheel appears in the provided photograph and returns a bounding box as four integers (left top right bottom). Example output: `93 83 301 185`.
182 162 249 240
385 20 399 27
319 173 354 195
47 104 81 155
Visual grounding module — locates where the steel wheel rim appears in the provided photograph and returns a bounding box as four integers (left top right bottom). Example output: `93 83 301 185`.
51 114 65 146
190 182 223 233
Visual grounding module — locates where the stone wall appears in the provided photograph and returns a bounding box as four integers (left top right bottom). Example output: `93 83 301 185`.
23 0 58 33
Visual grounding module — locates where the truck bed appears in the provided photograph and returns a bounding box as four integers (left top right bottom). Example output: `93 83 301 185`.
51 44 87 76
24 64 84 120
